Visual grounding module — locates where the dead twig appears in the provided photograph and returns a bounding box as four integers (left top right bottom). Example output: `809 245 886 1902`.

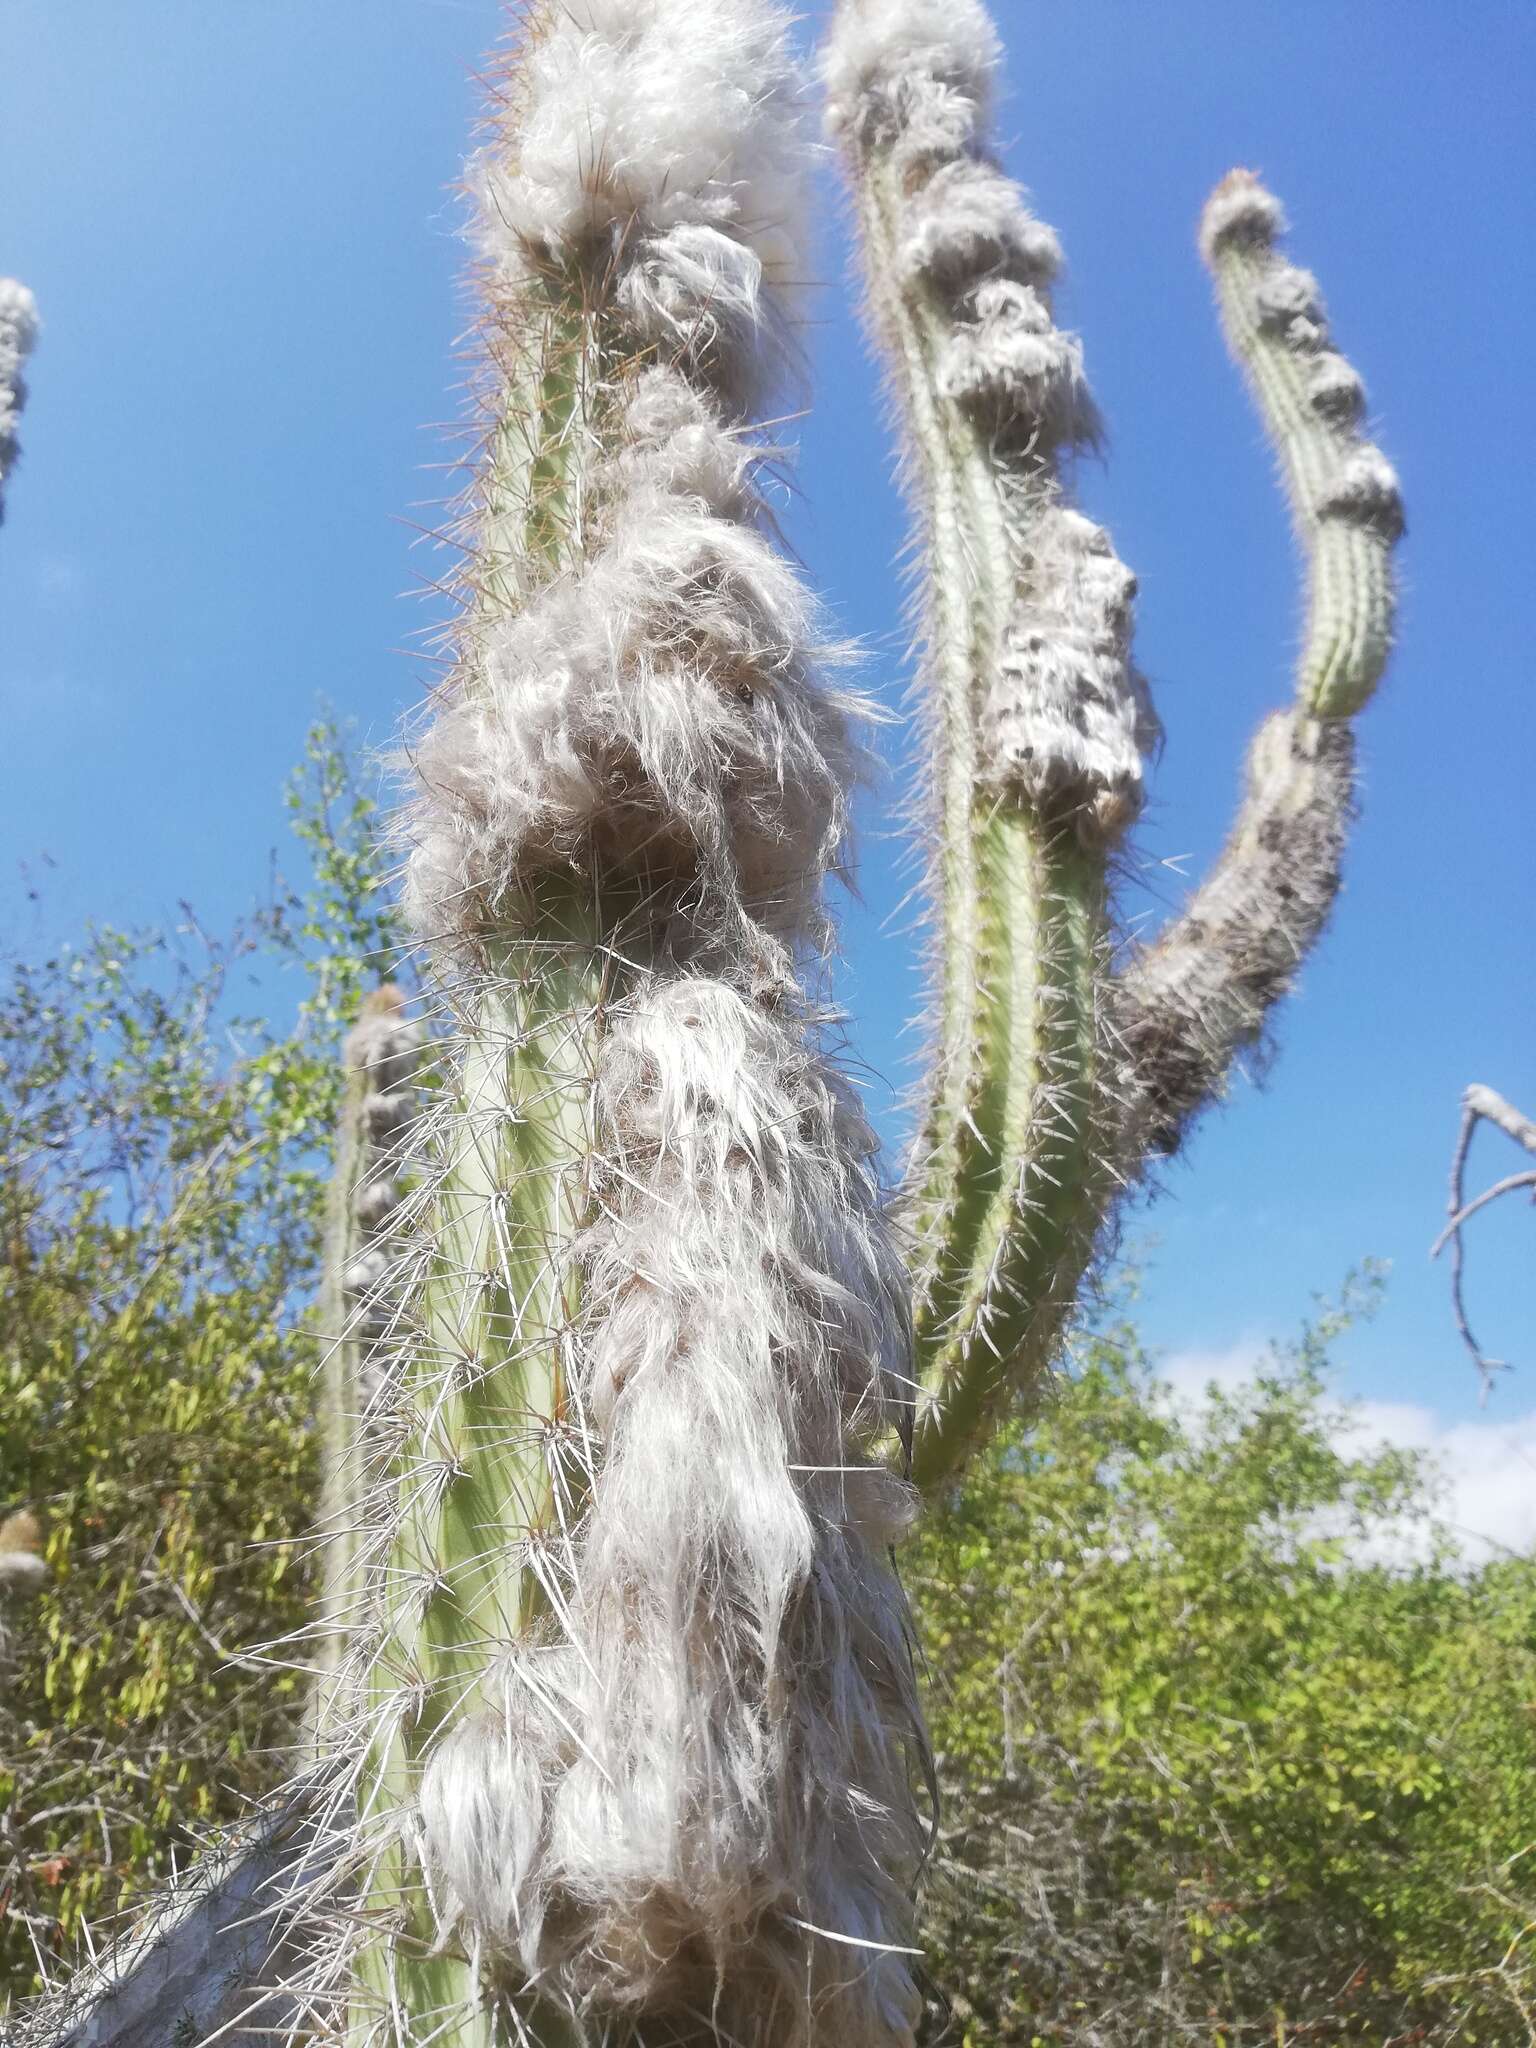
1434 1085 1536 1399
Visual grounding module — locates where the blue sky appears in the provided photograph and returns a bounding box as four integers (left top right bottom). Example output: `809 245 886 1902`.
3 3 1532 1514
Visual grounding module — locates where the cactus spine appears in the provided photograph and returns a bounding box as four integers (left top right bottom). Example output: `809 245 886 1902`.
824 0 1152 1491
328 5 927 2042
18 8 1406 2045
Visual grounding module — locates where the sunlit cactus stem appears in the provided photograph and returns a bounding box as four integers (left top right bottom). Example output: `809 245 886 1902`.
825 2 1400 1496
1116 172 1403 1156
311 986 425 1732
1201 170 1402 720
825 0 1152 1491
328 4 929 2043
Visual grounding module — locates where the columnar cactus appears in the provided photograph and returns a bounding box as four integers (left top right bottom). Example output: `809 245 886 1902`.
825 2 1399 1495
824 0 1153 1492
27 2 1403 2044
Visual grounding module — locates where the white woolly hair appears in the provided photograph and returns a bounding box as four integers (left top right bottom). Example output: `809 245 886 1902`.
376 6 932 2032
824 0 1142 850
0 279 38 516
420 970 925 2041
403 368 867 957
473 0 808 394
481 0 806 269
1115 711 1355 1155
822 0 1000 143
985 506 1155 841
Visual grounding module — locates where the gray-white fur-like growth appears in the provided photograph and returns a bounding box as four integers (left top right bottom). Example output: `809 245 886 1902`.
364 2 931 2037
1114 171 1401 1156
403 368 864 959
985 507 1144 841
1115 713 1354 1155
421 974 924 2034
0 279 38 524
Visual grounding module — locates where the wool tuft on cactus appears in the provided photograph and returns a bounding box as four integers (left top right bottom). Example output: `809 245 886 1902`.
0 278 38 525
23 2 1402 2044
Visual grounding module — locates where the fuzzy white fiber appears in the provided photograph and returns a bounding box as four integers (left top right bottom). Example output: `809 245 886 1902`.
822 0 999 147
404 369 864 956
826 0 1144 845
0 279 37 521
898 157 1062 289
476 0 806 288
937 277 1093 448
421 974 924 2036
1197 172 1286 264
984 507 1152 839
1116 712 1355 1155
385 4 931 2034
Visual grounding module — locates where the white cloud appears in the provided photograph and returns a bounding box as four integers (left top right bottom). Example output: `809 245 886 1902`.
1159 1337 1271 1407
1334 1401 1536 1563
1157 1342 1536 1565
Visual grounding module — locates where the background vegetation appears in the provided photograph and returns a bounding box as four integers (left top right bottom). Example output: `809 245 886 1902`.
2 745 1531 2042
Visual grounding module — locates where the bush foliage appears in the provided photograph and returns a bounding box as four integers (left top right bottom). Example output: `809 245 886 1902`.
913 1283 1536 2044
4 741 1533 2040
0 728 395 2000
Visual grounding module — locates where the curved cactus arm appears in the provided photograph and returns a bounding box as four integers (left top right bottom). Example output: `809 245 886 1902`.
0 278 38 524
1114 171 1403 1157
1433 1084 1536 1396
823 0 1154 1493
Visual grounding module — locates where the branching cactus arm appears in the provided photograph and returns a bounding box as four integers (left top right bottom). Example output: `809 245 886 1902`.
1114 173 1403 1156
824 0 1152 1492
0 278 38 524
826 8 1400 1497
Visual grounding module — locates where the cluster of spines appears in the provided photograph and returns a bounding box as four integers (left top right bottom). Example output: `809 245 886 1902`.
825 0 1153 1491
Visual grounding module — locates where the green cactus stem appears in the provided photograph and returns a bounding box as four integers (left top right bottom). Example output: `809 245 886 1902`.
825 0 1150 1493
1114 171 1403 1156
